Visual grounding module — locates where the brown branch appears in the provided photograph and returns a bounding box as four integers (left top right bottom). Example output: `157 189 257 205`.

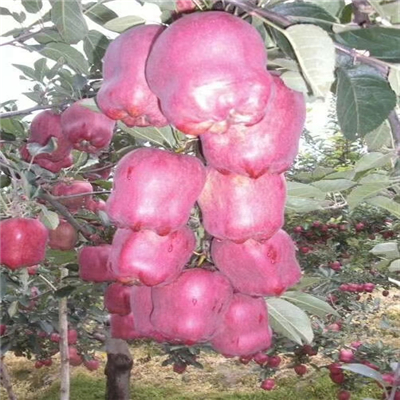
0 105 54 119
54 191 110 200
351 0 373 27
0 29 39 48
0 358 17 400
388 110 400 153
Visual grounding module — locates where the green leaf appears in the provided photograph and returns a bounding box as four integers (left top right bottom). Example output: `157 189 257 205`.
104 15 145 33
364 120 392 151
369 241 400 259
340 363 384 383
8 301 19 317
279 71 309 94
0 118 25 137
388 65 400 96
286 181 325 199
12 64 37 80
347 182 392 208
379 2 400 24
266 298 314 345
51 0 88 44
118 122 176 148
285 197 325 213
33 27 63 44
39 320 53 334
40 42 89 75
311 179 356 193
54 285 76 298
359 173 391 184
38 206 60 230
324 169 356 180
0 7 12 16
335 28 400 63
27 137 58 156
389 259 400 272
336 67 397 139
283 24 335 97
22 0 42 13
46 249 77 265
306 0 345 17
366 196 400 219
84 2 118 26
83 30 110 67
34 58 48 82
282 291 339 318
79 97 101 113
354 152 393 173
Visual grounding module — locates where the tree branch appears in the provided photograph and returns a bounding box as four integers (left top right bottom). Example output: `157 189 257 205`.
0 105 54 119
388 110 400 153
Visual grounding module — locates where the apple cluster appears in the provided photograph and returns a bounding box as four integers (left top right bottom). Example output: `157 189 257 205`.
78 11 306 360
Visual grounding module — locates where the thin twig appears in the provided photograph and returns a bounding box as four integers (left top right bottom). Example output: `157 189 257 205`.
54 191 110 200
388 110 400 153
38 274 57 291
0 105 54 119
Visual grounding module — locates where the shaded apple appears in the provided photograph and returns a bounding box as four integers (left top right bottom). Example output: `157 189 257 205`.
61 100 116 153
106 148 206 234
84 358 100 371
97 25 167 127
198 168 286 242
151 268 233 345
212 230 301 296
146 11 274 135
68 346 83 366
52 180 93 213
110 312 142 340
0 218 49 270
210 293 272 357
67 329 78 345
104 283 131 315
108 226 195 286
200 76 306 178
78 245 115 283
48 219 78 251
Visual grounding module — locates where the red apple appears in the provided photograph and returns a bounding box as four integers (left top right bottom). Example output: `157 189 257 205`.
52 180 93 213
146 11 274 135
200 76 305 177
35 360 43 369
104 283 132 316
260 378 275 391
106 148 206 234
151 269 233 345
78 245 115 283
330 371 345 384
67 329 78 345
84 358 100 371
41 359 52 367
110 312 142 340
173 363 187 374
338 349 354 363
68 346 83 366
176 0 196 12
253 352 269 366
61 100 116 153
0 325 6 336
108 226 195 286
212 230 301 296
50 333 60 343
27 265 39 275
337 390 351 400
0 218 49 270
198 168 285 242
97 25 167 127
268 356 281 368
86 198 106 214
48 219 78 251
294 364 307 376
210 293 272 357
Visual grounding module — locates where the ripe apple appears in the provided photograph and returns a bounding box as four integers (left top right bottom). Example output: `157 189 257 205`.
253 352 269 366
52 180 93 213
67 329 78 345
338 349 354 363
84 358 100 371
294 364 307 376
86 198 106 214
110 313 142 340
0 218 49 270
210 293 272 357
212 230 301 296
330 371 345 384
0 325 6 336
108 226 195 286
27 265 39 275
173 363 187 374
41 359 52 367
146 11 274 135
151 269 233 345
200 76 305 178
78 245 115 283
268 356 281 368
50 333 60 343
176 0 196 12
61 100 116 153
260 378 275 391
104 283 132 315
68 346 83 366
198 168 285 242
97 25 168 127
337 390 351 400
48 219 78 251
35 360 43 369
106 148 206 234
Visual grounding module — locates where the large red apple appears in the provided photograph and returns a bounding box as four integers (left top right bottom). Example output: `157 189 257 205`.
212 230 302 296
61 100 116 153
52 180 93 213
146 11 273 135
68 346 83 366
151 269 233 345
110 313 142 340
198 168 286 242
97 25 167 127
48 219 78 251
104 283 131 316
200 76 306 178
210 293 272 357
106 148 206 234
0 218 48 270
78 245 115 283
108 226 195 286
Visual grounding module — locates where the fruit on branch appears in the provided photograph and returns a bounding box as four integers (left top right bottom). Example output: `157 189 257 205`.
176 0 196 13
27 265 39 275
200 76 306 178
106 148 206 234
130 285 165 342
52 179 93 213
61 100 116 153
198 168 286 242
337 391 351 400
104 283 132 315
253 352 269 366
212 230 301 296
146 11 274 135
86 198 106 214
50 333 60 343
260 379 275 391
97 25 167 127
151 268 233 345
48 219 78 251
0 218 49 270
0 325 6 336
67 329 78 345
268 355 281 368
173 363 187 374
68 346 83 366
108 226 195 286
78 245 115 283
110 312 142 340
338 349 354 363
294 364 307 376
84 358 100 371
210 293 272 357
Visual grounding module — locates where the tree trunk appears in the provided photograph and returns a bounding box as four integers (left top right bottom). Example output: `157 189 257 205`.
105 338 133 400
59 268 70 400
0 357 17 400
